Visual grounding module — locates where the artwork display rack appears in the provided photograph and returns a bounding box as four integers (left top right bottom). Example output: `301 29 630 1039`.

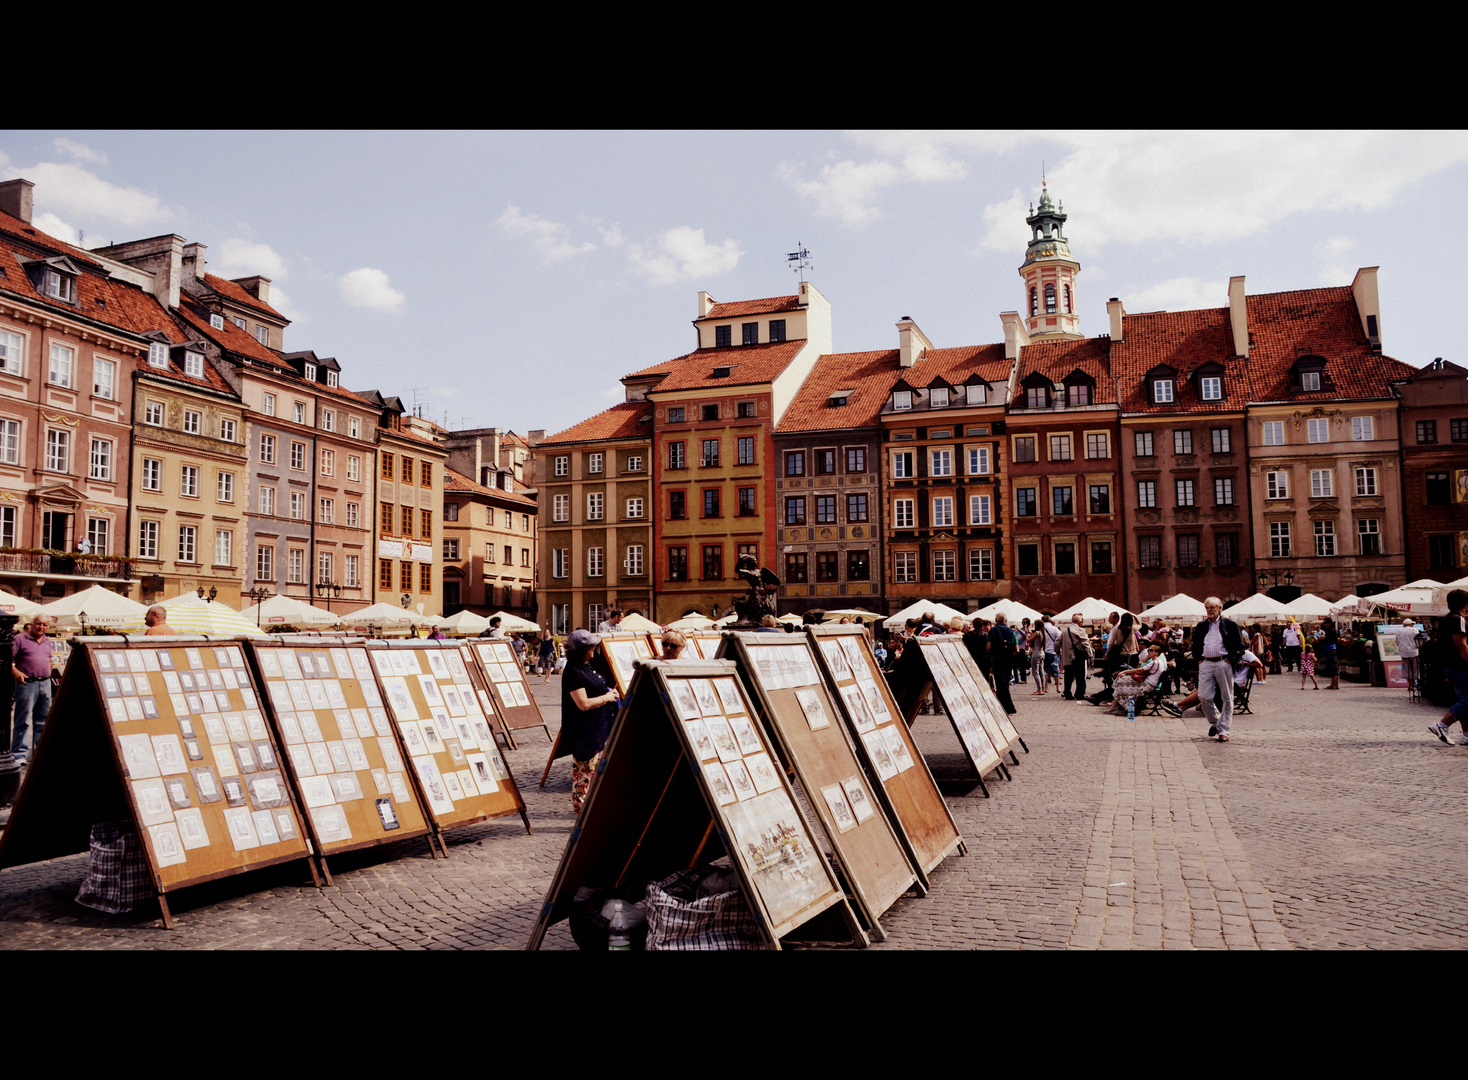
465 639 551 750
679 630 727 659
910 637 1030 795
528 658 861 950
0 636 318 928
598 631 658 694
718 632 919 942
806 625 965 887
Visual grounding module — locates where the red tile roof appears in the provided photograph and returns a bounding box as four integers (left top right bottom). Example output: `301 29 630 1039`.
203 272 286 321
381 423 444 450
1111 306 1244 414
640 340 808 394
1241 287 1415 401
698 294 801 320
543 401 652 444
444 467 537 507
1014 336 1117 402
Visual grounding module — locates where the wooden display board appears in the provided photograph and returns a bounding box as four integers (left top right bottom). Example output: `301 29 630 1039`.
467 639 552 744
678 630 726 659
911 637 1028 795
0 637 317 927
807 625 965 886
598 631 657 694
246 638 435 872
718 632 919 940
451 642 516 747
368 641 531 842
528 659 861 950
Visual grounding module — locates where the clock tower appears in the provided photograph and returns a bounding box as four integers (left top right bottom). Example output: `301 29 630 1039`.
1020 178 1082 340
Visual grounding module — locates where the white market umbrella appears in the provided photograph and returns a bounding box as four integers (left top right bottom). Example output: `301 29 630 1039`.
1328 594 1374 618
160 589 237 611
1223 592 1295 623
666 614 716 631
437 610 491 636
339 602 433 635
1137 593 1206 622
1052 596 1133 624
488 610 540 633
37 584 148 630
1431 578 1468 615
1281 592 1337 619
968 597 1044 626
0 590 42 620
822 608 883 623
1371 579 1448 616
240 593 342 630
618 612 662 633
118 595 266 636
883 599 969 629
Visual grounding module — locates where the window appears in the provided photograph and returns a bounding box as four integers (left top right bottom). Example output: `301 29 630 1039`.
420 509 432 539
892 390 912 411
626 497 644 519
1135 431 1154 457
1014 436 1037 463
668 441 686 469
379 558 394 589
737 321 758 346
666 407 686 425
1214 478 1234 505
1266 471 1289 499
669 547 689 581
178 351 203 379
1307 418 1330 443
1418 420 1437 443
785 496 806 525
587 492 604 520
315 449 333 477
139 521 160 560
587 452 603 475
1355 468 1378 497
0 329 25 375
715 326 731 348
588 547 604 577
86 517 108 556
701 405 719 422
1427 472 1451 505
847 549 870 581
401 561 414 593
1053 486 1074 516
89 438 111 481
346 502 359 528
736 436 755 465
894 551 917 583
625 545 644 576
1358 518 1381 555
759 319 783 343
261 487 276 516
214 471 234 503
893 498 914 529
1270 521 1291 557
1153 379 1174 404
1085 433 1107 459
45 429 69 473
179 525 197 563
1200 377 1223 401
701 439 719 467
1263 421 1285 446
0 420 16 465
703 489 721 517
1026 386 1048 409
967 447 990 475
1314 520 1336 556
1310 469 1334 499
216 530 232 566
803 494 836 526
701 545 722 581
552 549 569 578
739 488 756 516
968 548 993 581
291 492 305 520
1017 488 1037 516
49 343 73 387
398 457 413 483
1301 371 1321 392
317 551 334 586
552 455 570 478
783 450 807 477
891 451 914 479
622 455 643 474
1177 535 1200 568
1175 479 1194 507
216 417 235 444
93 357 116 399
290 442 305 470
139 400 163 428
380 502 393 532
552 494 569 521
1089 485 1110 514
969 494 991 525
1453 419 1468 442
320 409 335 433
785 552 809 583
931 449 953 476
262 393 276 417
1136 481 1156 508
814 449 836 475
1173 429 1193 455
1211 427 1231 453
1067 383 1091 406
380 452 394 479
288 549 304 584
1091 542 1113 575
1138 536 1161 569
1215 533 1238 567
966 383 987 406
812 551 838 582
260 434 276 463
933 550 956 581
1044 284 1057 313
669 491 686 520
419 564 433 597
402 505 415 536
1054 543 1076 575
319 498 334 524
930 387 950 409
293 402 306 425
1352 416 1374 441
848 492 869 522
178 409 200 435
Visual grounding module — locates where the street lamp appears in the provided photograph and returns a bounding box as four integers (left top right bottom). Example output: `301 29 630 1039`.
247 586 271 627
313 579 343 611
196 585 218 603
1258 568 1294 589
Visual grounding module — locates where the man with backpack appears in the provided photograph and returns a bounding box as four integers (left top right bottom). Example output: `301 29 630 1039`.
987 613 1019 715
1059 613 1093 701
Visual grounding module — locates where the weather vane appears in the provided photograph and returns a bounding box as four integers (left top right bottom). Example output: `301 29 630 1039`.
787 242 812 281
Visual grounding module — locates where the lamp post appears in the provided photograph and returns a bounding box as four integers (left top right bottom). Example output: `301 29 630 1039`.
196 585 218 603
313 579 343 611
247 586 271 627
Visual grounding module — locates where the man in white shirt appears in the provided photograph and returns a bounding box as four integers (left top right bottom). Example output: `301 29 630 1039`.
597 609 623 635
1393 618 1420 691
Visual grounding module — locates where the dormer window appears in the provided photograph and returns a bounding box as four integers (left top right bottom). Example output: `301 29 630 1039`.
304 363 317 382
148 342 170 368
184 351 204 378
210 313 225 330
1301 371 1320 391
1289 356 1332 394
1200 376 1222 401
254 325 269 346
769 320 786 342
231 316 246 329
326 371 339 388
966 383 987 406
929 386 949 408
1026 385 1048 408
1153 379 1174 403
892 390 913 411
712 365 733 378
715 325 732 348
742 322 758 345
1067 382 1091 406
43 268 75 302
829 389 852 407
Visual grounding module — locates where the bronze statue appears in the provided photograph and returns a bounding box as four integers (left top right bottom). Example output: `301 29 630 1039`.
733 554 781 628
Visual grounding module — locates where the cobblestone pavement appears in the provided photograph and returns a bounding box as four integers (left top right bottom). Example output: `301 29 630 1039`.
1 669 1463 949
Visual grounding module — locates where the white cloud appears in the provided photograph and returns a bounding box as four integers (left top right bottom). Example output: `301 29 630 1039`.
599 387 623 401
338 268 405 314
0 160 171 229
1120 276 1229 314
53 138 108 168
496 204 596 261
778 131 976 228
1315 234 1357 284
597 223 626 248
627 226 742 286
266 285 305 324
32 212 80 244
214 237 288 281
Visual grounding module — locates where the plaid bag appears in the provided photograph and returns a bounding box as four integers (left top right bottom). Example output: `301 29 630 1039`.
645 865 770 951
75 822 152 914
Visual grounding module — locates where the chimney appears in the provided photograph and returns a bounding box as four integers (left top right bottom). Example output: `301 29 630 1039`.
88 234 186 310
896 316 933 369
0 178 34 224
1000 311 1030 361
233 275 271 305
182 241 208 282
697 290 715 318
1107 297 1126 342
1351 266 1382 351
1228 276 1248 359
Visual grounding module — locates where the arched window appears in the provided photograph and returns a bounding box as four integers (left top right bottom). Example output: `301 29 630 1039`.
1044 284 1056 313
1064 285 1072 313
1030 287 1038 317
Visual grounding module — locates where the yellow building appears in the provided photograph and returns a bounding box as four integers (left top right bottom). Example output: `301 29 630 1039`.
365 393 446 616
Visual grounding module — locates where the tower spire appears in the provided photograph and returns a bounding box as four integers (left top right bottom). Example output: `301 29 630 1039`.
1019 175 1082 340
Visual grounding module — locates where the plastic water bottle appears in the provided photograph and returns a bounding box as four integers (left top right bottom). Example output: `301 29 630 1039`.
1126 695 1135 722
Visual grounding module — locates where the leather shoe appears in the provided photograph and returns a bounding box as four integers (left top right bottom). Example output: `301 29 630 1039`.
1208 726 1218 737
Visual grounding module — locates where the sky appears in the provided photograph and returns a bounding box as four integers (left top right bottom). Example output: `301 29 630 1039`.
4 130 1466 440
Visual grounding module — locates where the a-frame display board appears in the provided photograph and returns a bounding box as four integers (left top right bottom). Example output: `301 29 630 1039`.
806 625 965 887
366 641 532 843
912 637 1029 795
598 631 657 694
528 659 862 950
450 641 515 750
678 630 726 659
466 639 552 746
717 631 919 941
245 637 436 874
0 636 317 928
